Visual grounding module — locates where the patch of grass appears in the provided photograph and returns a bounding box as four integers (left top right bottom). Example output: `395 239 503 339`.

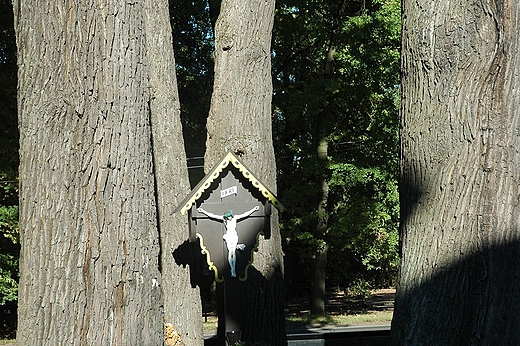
203 315 218 333
203 310 393 333
285 310 393 327
0 340 15 345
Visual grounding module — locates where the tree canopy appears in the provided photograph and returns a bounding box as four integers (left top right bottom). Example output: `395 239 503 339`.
273 0 400 295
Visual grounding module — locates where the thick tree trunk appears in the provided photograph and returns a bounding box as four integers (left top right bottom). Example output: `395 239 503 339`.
205 0 286 344
393 1 520 345
15 1 198 344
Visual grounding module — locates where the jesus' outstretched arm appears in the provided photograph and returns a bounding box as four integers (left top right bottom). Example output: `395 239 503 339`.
234 206 260 220
197 207 224 221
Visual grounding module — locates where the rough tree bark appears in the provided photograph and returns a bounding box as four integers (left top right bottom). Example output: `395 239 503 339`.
145 3 203 345
204 0 286 344
15 1 200 344
392 1 520 344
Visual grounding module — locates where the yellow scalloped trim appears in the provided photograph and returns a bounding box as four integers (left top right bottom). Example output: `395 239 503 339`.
179 152 284 215
239 231 264 282
196 233 224 282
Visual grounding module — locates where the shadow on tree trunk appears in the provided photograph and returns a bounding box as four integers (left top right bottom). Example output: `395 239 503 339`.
172 239 209 289
392 240 520 345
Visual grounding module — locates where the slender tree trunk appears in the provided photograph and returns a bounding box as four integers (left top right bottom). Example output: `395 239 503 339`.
15 1 197 344
205 0 286 344
311 138 329 315
393 1 520 344
145 3 203 345
309 37 335 314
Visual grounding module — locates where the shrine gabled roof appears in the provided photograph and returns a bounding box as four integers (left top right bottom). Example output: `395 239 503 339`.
175 152 284 215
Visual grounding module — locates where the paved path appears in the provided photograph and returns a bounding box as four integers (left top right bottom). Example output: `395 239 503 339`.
287 323 391 335
205 323 391 345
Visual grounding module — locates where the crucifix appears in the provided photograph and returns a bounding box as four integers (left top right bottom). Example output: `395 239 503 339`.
192 188 268 282
174 152 284 345
197 206 259 278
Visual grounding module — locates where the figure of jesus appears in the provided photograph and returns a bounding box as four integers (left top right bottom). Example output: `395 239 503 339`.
197 206 260 277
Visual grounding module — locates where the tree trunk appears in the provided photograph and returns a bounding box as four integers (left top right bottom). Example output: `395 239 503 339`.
310 137 329 315
15 1 198 344
205 0 286 344
309 36 335 314
393 1 520 344
145 3 203 345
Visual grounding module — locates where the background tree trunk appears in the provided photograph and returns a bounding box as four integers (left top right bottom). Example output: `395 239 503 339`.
204 0 286 344
311 137 329 315
15 1 198 344
393 1 520 344
309 38 336 316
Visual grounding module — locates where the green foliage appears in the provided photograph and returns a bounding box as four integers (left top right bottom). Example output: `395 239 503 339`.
0 251 18 305
167 0 402 294
0 177 19 307
274 0 401 292
0 205 18 245
328 164 399 287
0 0 19 307
347 277 373 301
